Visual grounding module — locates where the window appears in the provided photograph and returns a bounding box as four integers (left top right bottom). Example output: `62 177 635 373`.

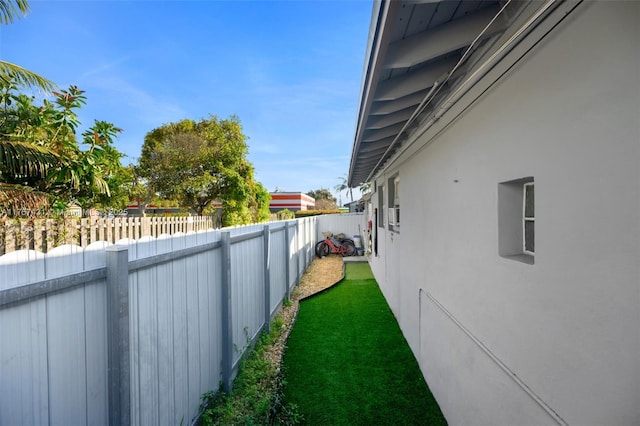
523 182 534 254
498 177 534 264
378 185 385 228
388 176 400 232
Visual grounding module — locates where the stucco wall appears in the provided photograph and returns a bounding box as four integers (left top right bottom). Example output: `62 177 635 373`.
368 2 639 425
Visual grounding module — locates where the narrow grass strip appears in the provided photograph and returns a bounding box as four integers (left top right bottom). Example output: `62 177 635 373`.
282 263 447 425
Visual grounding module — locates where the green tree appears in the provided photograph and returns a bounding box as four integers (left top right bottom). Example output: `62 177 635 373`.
0 1 130 213
306 188 336 203
0 0 58 185
139 116 269 225
1 82 129 209
307 188 338 210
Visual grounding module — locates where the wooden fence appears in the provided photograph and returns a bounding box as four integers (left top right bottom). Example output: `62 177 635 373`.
0 216 219 255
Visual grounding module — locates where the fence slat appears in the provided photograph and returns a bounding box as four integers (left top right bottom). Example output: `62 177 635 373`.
0 216 219 255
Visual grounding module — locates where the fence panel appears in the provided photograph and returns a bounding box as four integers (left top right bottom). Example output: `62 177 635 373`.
0 215 346 425
46 245 89 425
317 213 366 245
230 231 265 367
0 216 218 255
287 222 299 288
269 224 287 314
0 271 108 426
0 249 45 290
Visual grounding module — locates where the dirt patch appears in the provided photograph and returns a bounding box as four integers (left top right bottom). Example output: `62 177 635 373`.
264 255 344 370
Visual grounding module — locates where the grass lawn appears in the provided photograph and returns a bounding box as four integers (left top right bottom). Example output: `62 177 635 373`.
282 263 447 425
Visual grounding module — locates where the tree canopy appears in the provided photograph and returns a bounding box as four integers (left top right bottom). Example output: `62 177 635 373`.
138 116 270 225
307 188 338 210
1 81 130 212
0 0 130 214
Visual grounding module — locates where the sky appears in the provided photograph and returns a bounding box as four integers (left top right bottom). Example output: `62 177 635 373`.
0 0 373 204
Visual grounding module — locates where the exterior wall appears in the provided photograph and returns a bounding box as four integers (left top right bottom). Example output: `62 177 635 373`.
368 3 639 425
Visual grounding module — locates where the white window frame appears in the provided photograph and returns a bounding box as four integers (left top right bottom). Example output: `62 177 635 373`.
523 182 534 255
393 177 400 230
389 207 397 226
378 185 385 228
498 176 534 265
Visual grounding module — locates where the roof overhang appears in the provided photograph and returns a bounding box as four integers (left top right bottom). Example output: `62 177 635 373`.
348 0 564 187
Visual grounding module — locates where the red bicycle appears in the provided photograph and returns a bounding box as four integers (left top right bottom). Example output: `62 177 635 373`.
315 232 357 257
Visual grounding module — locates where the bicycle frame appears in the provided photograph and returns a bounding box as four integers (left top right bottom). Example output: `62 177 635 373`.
323 237 349 255
315 234 357 257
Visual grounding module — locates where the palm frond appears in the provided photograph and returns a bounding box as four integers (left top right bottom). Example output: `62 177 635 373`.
0 60 57 92
0 183 49 217
0 139 59 178
0 0 29 25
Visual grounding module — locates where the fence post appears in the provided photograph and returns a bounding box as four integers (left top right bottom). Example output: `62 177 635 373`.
263 225 271 333
301 219 306 269
106 245 130 426
284 222 291 300
221 231 233 393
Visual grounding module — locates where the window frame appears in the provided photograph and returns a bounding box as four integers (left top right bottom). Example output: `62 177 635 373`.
377 185 385 228
498 176 534 265
522 182 535 255
388 176 400 232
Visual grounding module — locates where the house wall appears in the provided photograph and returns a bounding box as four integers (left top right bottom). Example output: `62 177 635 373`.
368 2 639 425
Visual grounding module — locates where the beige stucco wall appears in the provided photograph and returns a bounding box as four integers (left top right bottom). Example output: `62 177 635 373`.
368 2 639 425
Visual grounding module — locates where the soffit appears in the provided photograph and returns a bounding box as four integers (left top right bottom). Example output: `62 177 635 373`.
348 0 510 187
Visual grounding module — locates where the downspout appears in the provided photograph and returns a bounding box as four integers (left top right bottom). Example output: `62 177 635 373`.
365 0 563 183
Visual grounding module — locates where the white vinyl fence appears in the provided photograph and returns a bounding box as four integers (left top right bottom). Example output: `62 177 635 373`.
0 216 331 426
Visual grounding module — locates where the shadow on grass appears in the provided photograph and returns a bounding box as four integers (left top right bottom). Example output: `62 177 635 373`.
282 263 447 425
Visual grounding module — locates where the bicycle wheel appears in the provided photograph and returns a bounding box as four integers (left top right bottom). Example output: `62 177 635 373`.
342 240 357 257
315 240 330 257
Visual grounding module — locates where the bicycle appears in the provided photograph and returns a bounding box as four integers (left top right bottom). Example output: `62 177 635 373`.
315 231 357 257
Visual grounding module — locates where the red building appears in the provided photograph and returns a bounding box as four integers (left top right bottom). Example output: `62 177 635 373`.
269 192 314 212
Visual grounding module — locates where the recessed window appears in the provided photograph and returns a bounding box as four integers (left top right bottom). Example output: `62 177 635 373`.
388 176 400 232
378 185 385 228
523 182 534 254
498 177 534 264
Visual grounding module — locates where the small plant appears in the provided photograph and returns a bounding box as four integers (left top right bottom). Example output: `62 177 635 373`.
199 313 303 425
276 209 295 220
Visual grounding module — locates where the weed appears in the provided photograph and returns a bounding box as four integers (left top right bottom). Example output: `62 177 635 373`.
199 313 303 425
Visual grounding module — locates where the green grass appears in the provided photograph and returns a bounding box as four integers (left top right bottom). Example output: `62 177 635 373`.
282 263 447 426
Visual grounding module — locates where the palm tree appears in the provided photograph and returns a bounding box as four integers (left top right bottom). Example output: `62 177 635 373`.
1 0 59 186
0 61 55 93
335 173 353 204
359 181 371 195
0 0 56 92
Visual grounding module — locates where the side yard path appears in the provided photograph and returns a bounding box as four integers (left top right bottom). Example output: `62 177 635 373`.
199 255 345 425
282 262 447 425
264 255 346 370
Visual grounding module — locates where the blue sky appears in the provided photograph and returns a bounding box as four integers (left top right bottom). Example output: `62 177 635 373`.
0 0 372 203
